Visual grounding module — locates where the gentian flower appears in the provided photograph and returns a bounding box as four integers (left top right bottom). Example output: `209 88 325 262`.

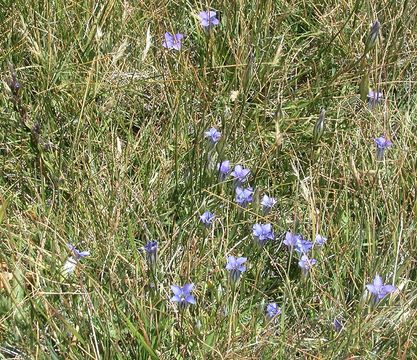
144 240 158 265
67 244 90 261
226 256 247 283
217 160 231 180
283 231 302 249
252 223 275 246
63 244 90 276
199 10 219 29
366 275 396 302
260 194 276 214
200 211 215 227
231 165 250 185
374 135 392 161
333 318 343 332
162 32 184 51
171 283 196 309
204 127 221 145
294 237 313 254
298 255 317 275
368 89 383 108
266 302 281 321
235 186 253 207
315 234 327 247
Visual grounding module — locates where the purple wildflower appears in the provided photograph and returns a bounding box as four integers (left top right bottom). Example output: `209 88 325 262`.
368 89 383 108
252 223 275 246
162 32 184 51
366 275 396 302
374 135 392 160
333 318 343 332
226 256 247 283
144 240 158 265
266 302 281 321
235 186 253 207
315 234 327 247
283 232 313 253
217 160 231 180
298 255 317 275
199 10 219 29
231 165 250 185
171 283 196 309
294 237 313 254
204 127 221 144
283 231 300 248
260 194 276 214
67 244 90 261
200 211 215 227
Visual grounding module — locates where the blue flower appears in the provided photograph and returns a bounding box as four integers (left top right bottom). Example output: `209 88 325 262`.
294 238 313 254
366 275 396 302
235 186 253 207
298 255 317 275
252 223 275 246
283 231 300 248
260 194 276 214
162 32 184 51
144 240 158 265
333 318 343 332
368 89 383 107
171 283 196 309
231 165 250 185
67 244 90 261
266 302 281 321
217 160 231 180
315 234 327 247
63 244 90 276
200 211 215 227
199 10 220 29
204 127 221 144
283 232 312 254
226 256 247 283
374 135 392 161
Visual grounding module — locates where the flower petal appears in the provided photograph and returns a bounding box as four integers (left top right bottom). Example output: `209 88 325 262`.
209 11 217 18
366 284 377 294
382 284 396 294
199 11 209 20
171 285 182 296
185 295 196 304
182 283 194 293
373 275 383 287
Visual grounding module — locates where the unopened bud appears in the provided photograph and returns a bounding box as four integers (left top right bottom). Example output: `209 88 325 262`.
313 108 325 144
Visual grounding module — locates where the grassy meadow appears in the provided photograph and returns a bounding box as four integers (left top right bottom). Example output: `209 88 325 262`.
1 0 417 358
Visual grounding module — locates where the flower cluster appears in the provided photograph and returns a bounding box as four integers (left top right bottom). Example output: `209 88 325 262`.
283 231 329 274
157 14 398 323
162 10 220 51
